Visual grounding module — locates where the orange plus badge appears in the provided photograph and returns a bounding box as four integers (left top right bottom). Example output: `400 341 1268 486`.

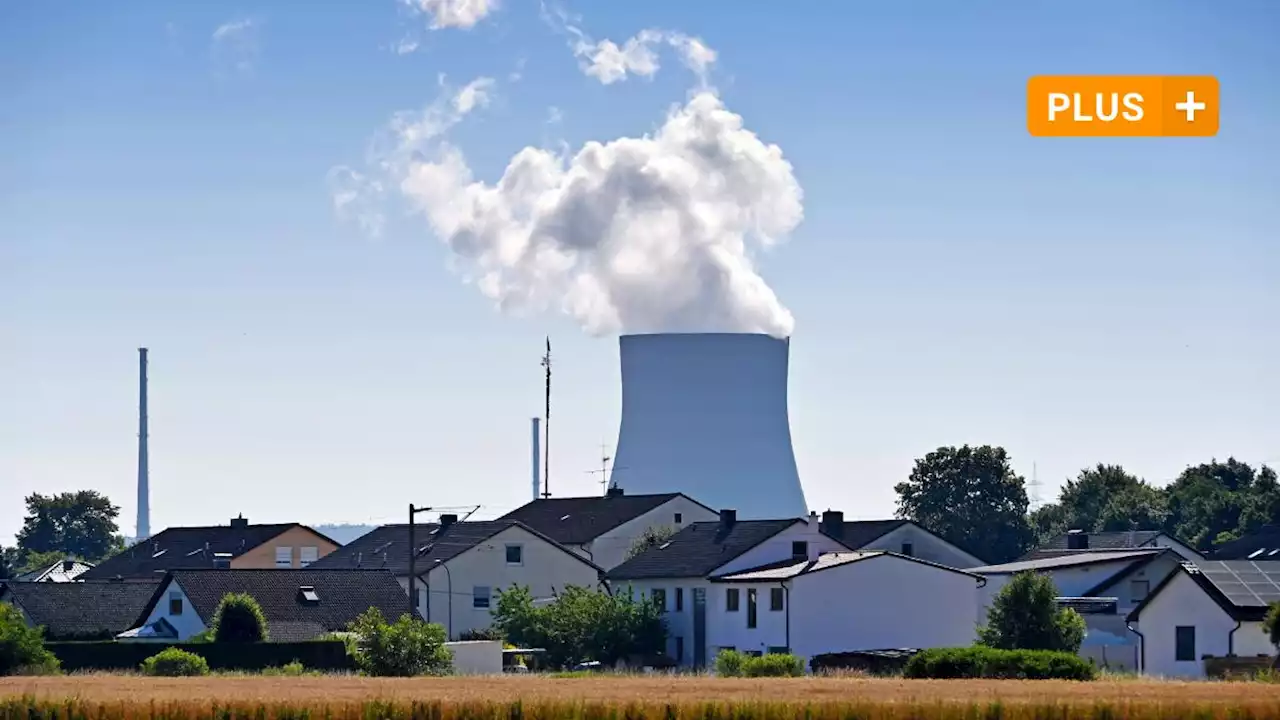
1026 75 1219 137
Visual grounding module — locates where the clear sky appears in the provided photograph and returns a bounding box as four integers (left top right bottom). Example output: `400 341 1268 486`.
2 1 1277 545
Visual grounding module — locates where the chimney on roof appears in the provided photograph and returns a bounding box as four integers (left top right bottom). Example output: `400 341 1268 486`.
230 515 248 529
606 486 624 498
821 510 844 539
1066 530 1089 550
719 509 736 531
62 559 76 572
439 514 458 528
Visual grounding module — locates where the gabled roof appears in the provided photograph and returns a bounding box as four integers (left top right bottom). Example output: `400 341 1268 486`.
1211 525 1280 560
82 522 338 580
15 558 94 583
1 579 161 640
308 520 601 576
607 519 803 580
145 569 409 641
824 520 909 548
1128 560 1280 623
1018 531 1166 560
710 550 983 583
497 492 712 545
967 548 1163 575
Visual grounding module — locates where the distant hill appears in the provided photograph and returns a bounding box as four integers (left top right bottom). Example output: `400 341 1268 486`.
314 524 376 545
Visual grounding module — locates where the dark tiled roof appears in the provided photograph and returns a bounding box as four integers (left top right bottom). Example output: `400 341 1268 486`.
498 493 699 545
82 523 334 580
968 549 1162 574
608 519 801 580
712 551 983 583
158 569 410 641
1212 525 1280 560
825 520 908 548
1019 531 1164 560
1 579 161 640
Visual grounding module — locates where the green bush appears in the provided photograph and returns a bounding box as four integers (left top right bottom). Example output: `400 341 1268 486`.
742 653 805 677
903 646 1096 680
714 649 746 677
347 607 453 677
979 572 1085 653
0 603 60 676
261 660 315 677
456 627 503 642
140 647 211 677
212 592 269 643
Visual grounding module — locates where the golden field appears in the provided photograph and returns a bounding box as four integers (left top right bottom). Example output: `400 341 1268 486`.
5 675 1280 719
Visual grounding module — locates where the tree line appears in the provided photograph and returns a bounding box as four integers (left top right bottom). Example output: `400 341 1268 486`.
0 490 124 579
896 444 1279 564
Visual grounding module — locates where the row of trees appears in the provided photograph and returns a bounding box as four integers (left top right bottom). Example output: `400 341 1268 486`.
0 490 126 579
897 445 1279 563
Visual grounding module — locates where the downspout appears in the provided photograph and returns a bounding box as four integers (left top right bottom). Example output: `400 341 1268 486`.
1126 622 1145 674
1228 618 1242 656
783 581 791 653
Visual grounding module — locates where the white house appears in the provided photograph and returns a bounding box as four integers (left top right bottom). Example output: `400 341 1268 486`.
608 510 856 668
310 515 603 639
1019 529 1202 562
1127 560 1276 678
498 489 719 571
707 551 982 665
815 512 984 569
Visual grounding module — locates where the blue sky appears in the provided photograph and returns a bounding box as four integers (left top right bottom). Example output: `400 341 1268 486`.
2 1 1277 545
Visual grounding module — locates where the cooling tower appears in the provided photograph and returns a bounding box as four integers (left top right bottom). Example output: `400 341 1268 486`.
610 333 808 519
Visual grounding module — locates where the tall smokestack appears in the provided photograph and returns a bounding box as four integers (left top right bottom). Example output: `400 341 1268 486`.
610 333 808 519
531 417 541 501
136 348 150 540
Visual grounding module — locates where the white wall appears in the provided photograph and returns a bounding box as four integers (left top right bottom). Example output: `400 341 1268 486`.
584 497 719 571
976 559 1143 625
423 524 601 639
715 521 847 575
860 523 983 569
445 640 503 674
134 578 208 640
617 577 711 666
1136 571 1241 678
1152 536 1203 561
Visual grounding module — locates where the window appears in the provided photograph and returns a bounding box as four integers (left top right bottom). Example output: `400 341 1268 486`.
1130 580 1150 603
791 540 808 558
770 587 784 611
745 650 762 657
651 588 667 611
298 586 320 604
901 542 914 557
300 546 319 567
726 588 740 612
675 587 684 612
675 636 685 661
746 588 758 628
767 646 789 655
168 591 183 616
1175 626 1196 662
505 544 523 565
275 546 292 568
674 513 683 524
473 586 492 609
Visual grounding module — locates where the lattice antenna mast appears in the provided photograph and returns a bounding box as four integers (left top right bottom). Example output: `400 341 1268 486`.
1028 462 1042 509
541 337 552 499
586 442 627 495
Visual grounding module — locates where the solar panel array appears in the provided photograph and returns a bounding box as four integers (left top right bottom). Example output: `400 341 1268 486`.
1196 561 1280 607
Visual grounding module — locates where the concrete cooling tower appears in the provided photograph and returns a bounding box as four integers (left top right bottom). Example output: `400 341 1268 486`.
609 333 808 519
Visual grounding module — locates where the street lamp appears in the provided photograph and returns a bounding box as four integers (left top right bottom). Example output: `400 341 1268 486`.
435 558 452 639
407 503 433 619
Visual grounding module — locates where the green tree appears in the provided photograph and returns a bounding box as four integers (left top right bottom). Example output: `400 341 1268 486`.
1263 602 1280 653
0 547 20 581
627 525 676 560
347 607 452 676
15 490 124 562
895 445 1033 563
0 603 61 676
1164 458 1279 551
211 593 269 642
492 584 666 669
1033 465 1169 542
978 572 1085 654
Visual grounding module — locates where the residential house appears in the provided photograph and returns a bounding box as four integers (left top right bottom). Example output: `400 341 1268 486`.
607 509 851 668
13 558 94 582
82 516 341 580
815 512 984 568
1020 529 1201 562
497 488 719 570
708 551 983 666
122 568 408 642
309 514 603 639
1056 597 1137 671
1127 560 1277 678
1211 525 1280 560
0 579 160 640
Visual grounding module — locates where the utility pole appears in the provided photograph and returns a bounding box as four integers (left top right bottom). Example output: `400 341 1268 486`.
541 337 552 498
406 504 432 619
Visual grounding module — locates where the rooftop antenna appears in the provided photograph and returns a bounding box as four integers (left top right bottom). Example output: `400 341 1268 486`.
136 347 151 541
586 441 627 495
540 337 552 499
459 505 481 522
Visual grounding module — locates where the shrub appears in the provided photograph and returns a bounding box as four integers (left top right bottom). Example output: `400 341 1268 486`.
979 572 1086 653
742 653 805 677
903 646 1096 680
140 647 210 677
261 660 315 677
212 592 269 643
457 627 503 642
0 603 60 676
347 607 452 677
714 649 746 677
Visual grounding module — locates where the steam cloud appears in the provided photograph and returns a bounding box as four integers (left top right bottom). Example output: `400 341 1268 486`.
332 38 801 338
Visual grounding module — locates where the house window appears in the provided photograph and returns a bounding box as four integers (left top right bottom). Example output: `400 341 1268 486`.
473 586 491 609
770 587 784 611
745 650 763 657
505 544 523 565
901 542 914 557
746 588 758 628
726 588 740 612
651 588 667 611
791 541 808 559
674 513 683 524
675 636 684 661
675 587 684 612
168 591 183 616
1175 626 1196 662
300 546 318 567
1130 580 1150 603
275 546 292 568
767 646 789 654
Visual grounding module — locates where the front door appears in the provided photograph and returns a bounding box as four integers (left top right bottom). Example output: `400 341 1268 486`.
693 587 707 668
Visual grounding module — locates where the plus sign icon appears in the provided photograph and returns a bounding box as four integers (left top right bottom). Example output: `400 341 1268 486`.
1026 75 1219 137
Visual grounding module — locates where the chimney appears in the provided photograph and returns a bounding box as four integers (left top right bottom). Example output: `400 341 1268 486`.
531 417 541 502
606 486 624 498
230 515 248 529
719 509 737 531
1066 529 1089 550
440 514 458 528
821 510 844 539
62 559 76 573
136 348 151 541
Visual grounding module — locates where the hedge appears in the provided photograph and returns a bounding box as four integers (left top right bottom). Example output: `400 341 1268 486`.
903 646 1096 680
810 649 917 676
45 640 353 672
